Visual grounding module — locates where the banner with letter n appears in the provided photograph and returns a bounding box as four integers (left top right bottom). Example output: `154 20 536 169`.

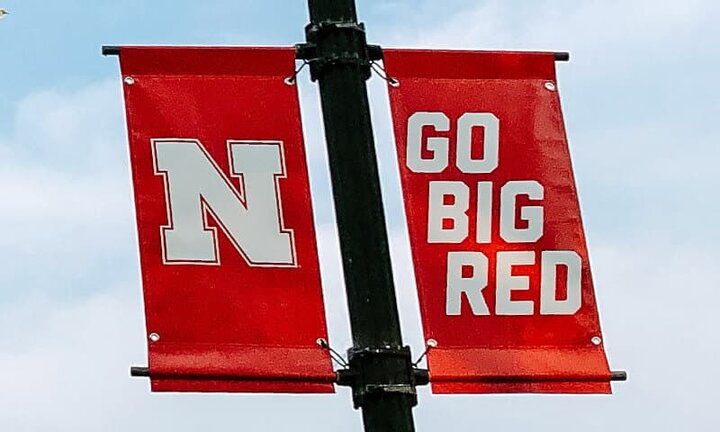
118 47 334 393
384 49 614 394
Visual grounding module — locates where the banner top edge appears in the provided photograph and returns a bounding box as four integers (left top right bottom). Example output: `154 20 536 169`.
382 49 558 80
117 46 297 77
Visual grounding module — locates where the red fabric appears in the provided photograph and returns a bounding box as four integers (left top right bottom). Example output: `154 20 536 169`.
384 49 612 394
119 47 334 393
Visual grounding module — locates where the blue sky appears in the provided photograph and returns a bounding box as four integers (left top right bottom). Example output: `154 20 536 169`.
1 0 718 430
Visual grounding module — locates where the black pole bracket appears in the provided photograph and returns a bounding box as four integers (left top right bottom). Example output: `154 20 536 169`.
334 346 427 409
296 20 382 82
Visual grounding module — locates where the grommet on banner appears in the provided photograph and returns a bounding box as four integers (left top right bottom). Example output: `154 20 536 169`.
412 339 437 367
370 61 399 87
316 337 349 368
284 60 310 85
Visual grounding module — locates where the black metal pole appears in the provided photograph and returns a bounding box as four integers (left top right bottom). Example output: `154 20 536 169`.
299 1 418 431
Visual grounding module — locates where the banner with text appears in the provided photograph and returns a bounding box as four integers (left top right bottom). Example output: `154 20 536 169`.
384 50 613 394
119 47 334 393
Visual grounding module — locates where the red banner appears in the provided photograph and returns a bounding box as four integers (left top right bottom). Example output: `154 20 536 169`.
119 47 334 393
384 50 613 394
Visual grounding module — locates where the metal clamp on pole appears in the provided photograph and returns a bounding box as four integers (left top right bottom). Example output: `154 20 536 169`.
334 346 428 409
296 19 383 81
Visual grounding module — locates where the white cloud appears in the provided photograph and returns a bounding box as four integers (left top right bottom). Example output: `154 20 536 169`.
377 0 717 58
2 80 127 171
0 288 365 432
0 80 137 299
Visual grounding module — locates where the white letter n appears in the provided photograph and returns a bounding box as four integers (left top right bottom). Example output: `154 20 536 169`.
153 139 295 266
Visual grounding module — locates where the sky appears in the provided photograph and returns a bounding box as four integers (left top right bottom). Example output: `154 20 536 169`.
0 0 718 430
